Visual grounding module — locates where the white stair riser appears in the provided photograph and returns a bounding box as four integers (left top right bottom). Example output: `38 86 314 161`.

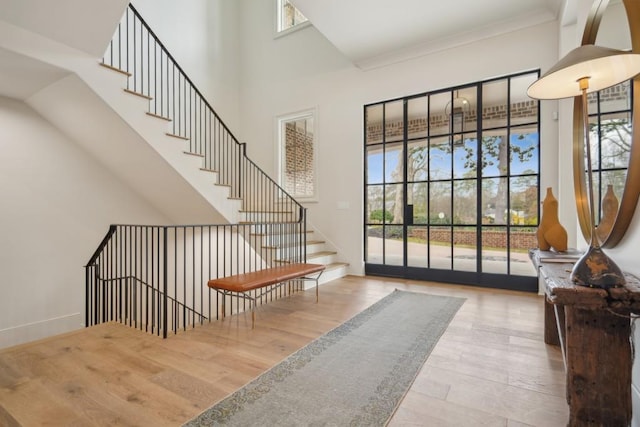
318 266 348 285
249 227 311 242
300 265 348 289
264 243 326 261
306 253 337 265
254 235 314 247
240 211 297 222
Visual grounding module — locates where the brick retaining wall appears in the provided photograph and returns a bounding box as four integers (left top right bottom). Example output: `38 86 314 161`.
408 228 537 250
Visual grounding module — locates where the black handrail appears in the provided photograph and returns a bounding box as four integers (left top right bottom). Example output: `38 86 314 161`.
85 221 307 337
86 225 117 266
95 274 208 333
123 4 240 150
103 4 304 222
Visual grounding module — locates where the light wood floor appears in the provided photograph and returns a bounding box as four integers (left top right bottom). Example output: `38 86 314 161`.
0 276 568 426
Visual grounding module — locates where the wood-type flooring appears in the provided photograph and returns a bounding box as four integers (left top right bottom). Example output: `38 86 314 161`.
0 276 568 426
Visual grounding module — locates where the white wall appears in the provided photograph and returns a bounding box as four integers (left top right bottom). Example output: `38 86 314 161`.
131 0 241 133
237 0 561 275
0 95 169 348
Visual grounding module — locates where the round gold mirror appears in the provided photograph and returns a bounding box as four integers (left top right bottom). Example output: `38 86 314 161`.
573 0 640 247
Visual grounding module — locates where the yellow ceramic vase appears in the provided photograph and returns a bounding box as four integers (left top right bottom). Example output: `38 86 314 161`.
537 187 568 252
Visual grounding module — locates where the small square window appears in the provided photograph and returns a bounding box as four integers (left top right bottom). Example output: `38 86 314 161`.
276 0 309 34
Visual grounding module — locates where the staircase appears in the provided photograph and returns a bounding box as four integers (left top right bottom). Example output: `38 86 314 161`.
250 225 349 286
304 241 350 285
93 4 350 282
0 3 348 290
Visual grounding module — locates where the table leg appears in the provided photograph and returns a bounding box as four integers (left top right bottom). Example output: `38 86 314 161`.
545 296 561 346
564 306 631 426
553 304 567 373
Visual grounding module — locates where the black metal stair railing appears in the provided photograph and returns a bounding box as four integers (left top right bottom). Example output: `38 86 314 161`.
85 220 307 337
102 4 302 223
90 5 314 337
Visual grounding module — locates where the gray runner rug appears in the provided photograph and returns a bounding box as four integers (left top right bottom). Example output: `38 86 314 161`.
184 289 465 426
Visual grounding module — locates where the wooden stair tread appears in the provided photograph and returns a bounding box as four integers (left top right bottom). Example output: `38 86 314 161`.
166 133 189 141
99 62 131 76
183 151 204 158
124 88 152 100
146 112 171 121
307 251 337 259
200 168 218 174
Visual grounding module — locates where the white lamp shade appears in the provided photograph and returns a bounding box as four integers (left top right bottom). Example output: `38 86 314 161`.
527 44 640 100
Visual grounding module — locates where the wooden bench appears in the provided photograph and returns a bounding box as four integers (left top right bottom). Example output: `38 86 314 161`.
207 263 325 328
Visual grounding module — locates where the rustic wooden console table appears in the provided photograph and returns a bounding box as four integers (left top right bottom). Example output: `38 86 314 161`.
530 249 640 426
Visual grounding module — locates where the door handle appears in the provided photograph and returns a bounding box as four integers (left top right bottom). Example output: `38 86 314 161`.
405 204 414 226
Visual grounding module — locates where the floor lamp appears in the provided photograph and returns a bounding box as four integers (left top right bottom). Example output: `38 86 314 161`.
527 44 640 288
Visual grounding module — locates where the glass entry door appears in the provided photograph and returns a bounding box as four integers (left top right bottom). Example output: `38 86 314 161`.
364 73 540 292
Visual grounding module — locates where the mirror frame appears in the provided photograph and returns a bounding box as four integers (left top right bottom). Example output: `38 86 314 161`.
573 0 640 247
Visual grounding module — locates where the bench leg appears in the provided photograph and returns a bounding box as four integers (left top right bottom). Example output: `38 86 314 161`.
309 271 323 303
251 308 255 329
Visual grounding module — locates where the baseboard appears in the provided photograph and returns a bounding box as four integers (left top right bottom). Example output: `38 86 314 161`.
0 312 83 350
